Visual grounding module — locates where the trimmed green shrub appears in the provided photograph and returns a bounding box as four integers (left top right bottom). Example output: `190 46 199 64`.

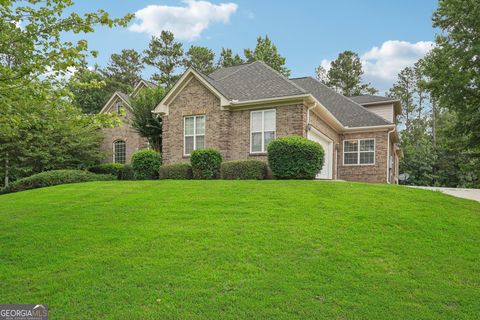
220 160 268 180
159 163 193 180
89 163 124 177
190 149 222 179
1 170 114 194
131 149 162 180
118 164 135 180
267 135 324 179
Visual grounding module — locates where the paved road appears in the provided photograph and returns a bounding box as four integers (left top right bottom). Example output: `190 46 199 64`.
411 186 480 202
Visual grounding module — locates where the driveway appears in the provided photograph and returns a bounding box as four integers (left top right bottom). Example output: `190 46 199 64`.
411 186 480 202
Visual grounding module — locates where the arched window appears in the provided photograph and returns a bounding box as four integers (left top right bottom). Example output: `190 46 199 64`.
113 140 126 164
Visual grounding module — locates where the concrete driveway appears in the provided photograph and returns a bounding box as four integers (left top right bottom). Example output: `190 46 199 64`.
411 186 480 202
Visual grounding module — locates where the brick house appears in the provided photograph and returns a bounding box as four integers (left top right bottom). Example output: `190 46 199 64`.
99 79 155 163
153 61 402 183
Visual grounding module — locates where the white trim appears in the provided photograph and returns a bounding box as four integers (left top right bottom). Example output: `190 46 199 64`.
307 126 334 179
153 68 229 115
343 138 376 166
130 79 155 98
99 92 131 114
250 109 276 154
230 94 309 108
183 115 206 156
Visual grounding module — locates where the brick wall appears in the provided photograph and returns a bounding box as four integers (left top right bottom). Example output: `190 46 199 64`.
161 77 306 164
337 131 389 183
100 98 148 163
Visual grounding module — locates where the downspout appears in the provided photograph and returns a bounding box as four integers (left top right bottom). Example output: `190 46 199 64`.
386 127 396 184
306 103 316 133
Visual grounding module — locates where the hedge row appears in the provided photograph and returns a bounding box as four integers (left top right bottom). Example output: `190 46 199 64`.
1 170 115 194
157 135 324 180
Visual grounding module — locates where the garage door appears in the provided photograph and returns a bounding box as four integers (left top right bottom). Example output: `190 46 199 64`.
307 129 333 179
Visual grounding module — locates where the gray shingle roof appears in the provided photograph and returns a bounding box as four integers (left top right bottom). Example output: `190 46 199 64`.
188 61 392 128
290 77 391 127
201 61 306 101
349 95 397 105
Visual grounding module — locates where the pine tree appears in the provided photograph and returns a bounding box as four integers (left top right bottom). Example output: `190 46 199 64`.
244 36 290 77
143 31 184 87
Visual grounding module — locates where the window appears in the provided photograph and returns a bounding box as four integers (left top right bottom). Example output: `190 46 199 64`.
343 139 375 165
113 140 126 164
184 115 205 155
115 101 123 114
250 109 276 153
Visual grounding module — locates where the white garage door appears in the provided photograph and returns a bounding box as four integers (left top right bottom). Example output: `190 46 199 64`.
307 129 333 179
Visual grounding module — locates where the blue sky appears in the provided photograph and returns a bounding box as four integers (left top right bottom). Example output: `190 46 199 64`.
68 0 438 93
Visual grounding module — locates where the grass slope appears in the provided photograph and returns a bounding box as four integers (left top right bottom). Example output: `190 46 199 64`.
0 181 479 319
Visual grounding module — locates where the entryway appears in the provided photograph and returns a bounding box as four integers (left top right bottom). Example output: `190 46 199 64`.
307 128 333 179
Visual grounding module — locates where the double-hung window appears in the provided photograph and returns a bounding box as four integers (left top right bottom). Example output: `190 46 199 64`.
250 109 276 153
343 139 375 165
184 115 205 156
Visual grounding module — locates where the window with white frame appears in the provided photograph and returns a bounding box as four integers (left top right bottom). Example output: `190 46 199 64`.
113 140 126 164
250 109 276 153
184 115 205 155
343 139 375 165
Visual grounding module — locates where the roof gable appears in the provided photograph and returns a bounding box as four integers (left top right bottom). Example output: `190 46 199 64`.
99 91 131 114
131 79 156 98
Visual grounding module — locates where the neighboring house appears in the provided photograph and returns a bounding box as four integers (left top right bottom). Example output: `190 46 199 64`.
153 61 402 183
99 79 155 163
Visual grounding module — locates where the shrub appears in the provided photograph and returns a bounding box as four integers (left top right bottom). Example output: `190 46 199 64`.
159 163 193 180
118 164 135 180
131 149 162 180
89 163 124 177
190 149 222 179
1 170 114 194
267 135 324 179
220 160 268 180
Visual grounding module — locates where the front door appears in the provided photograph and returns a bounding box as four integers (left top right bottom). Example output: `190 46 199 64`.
307 129 333 179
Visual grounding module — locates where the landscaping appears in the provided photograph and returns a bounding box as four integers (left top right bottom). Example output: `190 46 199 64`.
0 180 479 319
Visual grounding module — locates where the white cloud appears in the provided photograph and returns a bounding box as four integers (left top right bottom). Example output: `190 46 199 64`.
321 40 434 92
130 0 238 40
361 40 434 91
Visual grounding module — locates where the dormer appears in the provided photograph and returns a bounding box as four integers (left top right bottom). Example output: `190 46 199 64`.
349 95 401 124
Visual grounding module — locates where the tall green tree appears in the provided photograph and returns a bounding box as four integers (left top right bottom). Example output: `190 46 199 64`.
102 49 144 88
68 66 111 114
143 31 184 88
323 51 377 96
388 63 435 186
0 0 130 186
217 48 244 68
183 46 215 74
423 0 480 148
244 36 290 77
130 87 166 152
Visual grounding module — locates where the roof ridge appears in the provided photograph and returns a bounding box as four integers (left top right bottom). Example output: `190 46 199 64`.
213 63 252 81
253 61 307 94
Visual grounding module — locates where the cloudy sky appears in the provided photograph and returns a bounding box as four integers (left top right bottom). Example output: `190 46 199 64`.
68 0 438 93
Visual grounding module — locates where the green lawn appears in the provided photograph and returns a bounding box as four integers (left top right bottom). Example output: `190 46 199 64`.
0 181 479 319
